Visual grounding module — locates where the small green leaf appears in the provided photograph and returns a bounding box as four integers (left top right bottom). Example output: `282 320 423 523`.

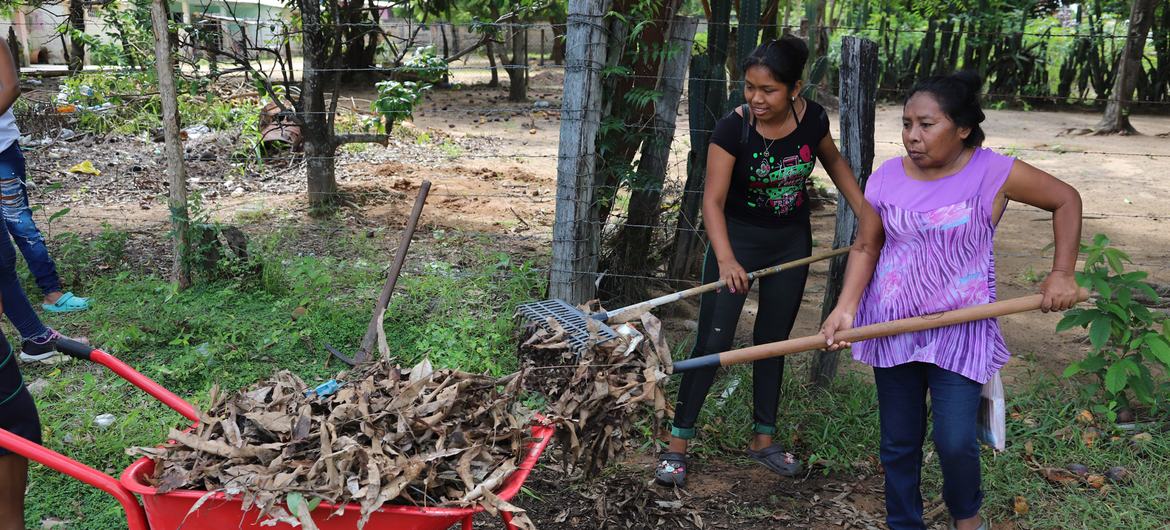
1120 271 1148 282
1104 362 1128 394
1091 276 1112 299
1078 354 1108 373
1089 315 1112 350
286 492 305 513
48 208 72 223
1056 312 1081 332
1136 282 1159 302
1147 335 1170 366
1062 363 1081 378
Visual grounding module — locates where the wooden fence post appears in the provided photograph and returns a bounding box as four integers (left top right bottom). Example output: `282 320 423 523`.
550 0 611 304
151 0 191 289
810 36 877 387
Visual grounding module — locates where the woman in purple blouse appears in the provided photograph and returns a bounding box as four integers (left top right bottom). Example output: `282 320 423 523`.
821 71 1082 530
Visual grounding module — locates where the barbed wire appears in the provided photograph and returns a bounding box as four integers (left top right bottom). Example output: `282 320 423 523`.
8 17 1140 40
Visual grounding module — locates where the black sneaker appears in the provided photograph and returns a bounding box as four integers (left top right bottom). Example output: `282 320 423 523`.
19 329 64 363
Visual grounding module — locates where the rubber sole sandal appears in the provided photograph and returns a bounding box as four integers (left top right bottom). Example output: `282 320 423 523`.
654 451 687 487
43 292 90 313
746 444 803 477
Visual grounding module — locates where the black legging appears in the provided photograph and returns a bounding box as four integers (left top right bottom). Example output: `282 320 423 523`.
672 216 811 439
0 331 41 457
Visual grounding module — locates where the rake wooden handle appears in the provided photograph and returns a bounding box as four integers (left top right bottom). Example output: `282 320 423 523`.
671 288 1090 373
602 246 853 324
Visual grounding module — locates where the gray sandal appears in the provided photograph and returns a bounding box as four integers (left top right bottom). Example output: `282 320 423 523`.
654 452 687 487
746 444 803 477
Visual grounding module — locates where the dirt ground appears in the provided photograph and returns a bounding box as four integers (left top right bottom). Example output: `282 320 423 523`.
18 62 1170 528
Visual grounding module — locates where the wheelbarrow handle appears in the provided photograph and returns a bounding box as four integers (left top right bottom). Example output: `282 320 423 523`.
57 340 201 422
0 429 150 530
599 246 853 324
672 289 1091 372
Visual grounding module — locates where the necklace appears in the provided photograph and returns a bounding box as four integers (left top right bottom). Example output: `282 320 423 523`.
755 101 797 158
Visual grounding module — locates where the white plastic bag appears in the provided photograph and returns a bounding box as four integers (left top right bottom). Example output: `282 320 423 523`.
977 372 1006 451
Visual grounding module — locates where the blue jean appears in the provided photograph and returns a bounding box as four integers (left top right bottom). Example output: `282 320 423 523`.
0 142 62 297
0 202 48 341
874 362 984 530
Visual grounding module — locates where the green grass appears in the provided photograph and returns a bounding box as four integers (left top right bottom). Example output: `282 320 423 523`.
14 228 544 529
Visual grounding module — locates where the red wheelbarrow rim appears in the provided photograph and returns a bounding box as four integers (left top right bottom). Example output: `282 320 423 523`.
119 420 556 519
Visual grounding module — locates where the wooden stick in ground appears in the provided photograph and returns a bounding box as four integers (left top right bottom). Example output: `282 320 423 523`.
671 289 1090 373
602 246 852 324
356 181 432 363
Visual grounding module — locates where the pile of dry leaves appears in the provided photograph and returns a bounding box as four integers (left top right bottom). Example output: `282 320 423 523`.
517 311 673 475
133 359 539 529
132 307 672 530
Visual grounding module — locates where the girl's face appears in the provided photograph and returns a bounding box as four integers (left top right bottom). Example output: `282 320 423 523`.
743 65 802 123
902 92 971 169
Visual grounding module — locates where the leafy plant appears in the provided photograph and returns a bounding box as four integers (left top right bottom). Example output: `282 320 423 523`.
372 80 431 134
1059 234 1170 417
399 45 450 84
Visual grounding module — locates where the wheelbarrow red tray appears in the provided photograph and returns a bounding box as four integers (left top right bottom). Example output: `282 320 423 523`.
0 340 554 530
121 422 554 530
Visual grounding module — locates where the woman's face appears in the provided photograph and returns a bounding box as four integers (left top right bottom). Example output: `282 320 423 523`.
743 65 801 123
902 92 971 169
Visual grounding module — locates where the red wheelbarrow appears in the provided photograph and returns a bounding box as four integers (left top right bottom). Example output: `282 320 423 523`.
0 338 554 530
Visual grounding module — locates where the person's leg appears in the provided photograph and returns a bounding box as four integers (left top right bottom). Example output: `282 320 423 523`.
0 145 66 304
670 244 750 449
1 331 40 530
0 454 28 530
0 213 48 342
658 243 753 486
874 362 930 530
927 365 985 530
746 222 810 469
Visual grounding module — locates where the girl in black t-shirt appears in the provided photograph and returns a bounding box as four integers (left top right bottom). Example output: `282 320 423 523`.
656 35 881 487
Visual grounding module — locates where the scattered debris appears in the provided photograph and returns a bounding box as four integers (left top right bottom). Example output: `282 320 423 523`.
67 160 101 176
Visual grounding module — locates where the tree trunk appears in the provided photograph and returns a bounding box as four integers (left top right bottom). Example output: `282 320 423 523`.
300 0 338 211
606 17 699 303
503 24 528 102
727 0 760 107
551 17 567 64
917 18 938 79
550 0 612 304
811 37 877 387
760 0 780 41
934 18 953 75
1095 0 1156 134
150 0 191 289
668 0 732 281
486 40 499 87
68 0 84 72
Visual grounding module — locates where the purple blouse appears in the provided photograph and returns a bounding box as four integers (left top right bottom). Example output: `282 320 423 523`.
852 148 1016 384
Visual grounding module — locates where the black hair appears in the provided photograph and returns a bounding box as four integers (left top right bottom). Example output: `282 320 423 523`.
741 34 809 90
905 71 987 148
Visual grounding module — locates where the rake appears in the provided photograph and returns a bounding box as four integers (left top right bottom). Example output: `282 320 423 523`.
517 246 852 352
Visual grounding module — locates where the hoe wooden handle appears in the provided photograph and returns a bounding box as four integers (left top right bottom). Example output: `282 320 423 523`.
603 246 853 324
671 289 1090 373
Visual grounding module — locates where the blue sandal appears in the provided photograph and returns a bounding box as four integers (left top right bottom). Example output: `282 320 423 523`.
43 292 90 313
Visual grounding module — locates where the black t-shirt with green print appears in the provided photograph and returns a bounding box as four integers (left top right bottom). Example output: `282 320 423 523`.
709 99 830 227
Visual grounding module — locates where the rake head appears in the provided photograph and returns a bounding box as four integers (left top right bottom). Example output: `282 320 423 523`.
516 299 619 353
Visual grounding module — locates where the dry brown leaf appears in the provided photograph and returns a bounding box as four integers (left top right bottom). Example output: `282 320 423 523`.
1038 466 1080 486
1013 495 1030 515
